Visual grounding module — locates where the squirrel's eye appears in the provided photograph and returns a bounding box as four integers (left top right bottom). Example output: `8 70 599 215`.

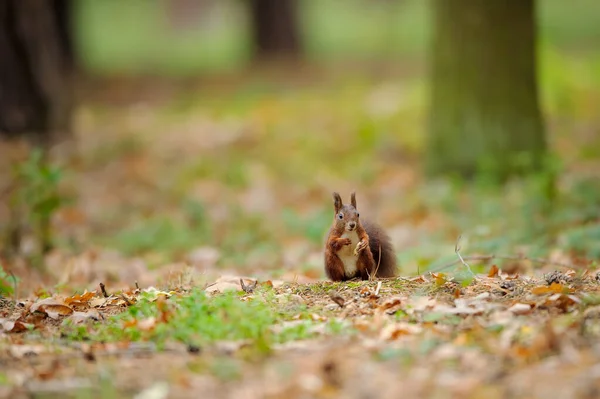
337 213 343 220
357 213 360 217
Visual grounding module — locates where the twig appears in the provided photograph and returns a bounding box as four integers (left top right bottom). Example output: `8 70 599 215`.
99 283 108 298
454 235 474 276
367 243 382 281
135 281 140 290
374 281 382 296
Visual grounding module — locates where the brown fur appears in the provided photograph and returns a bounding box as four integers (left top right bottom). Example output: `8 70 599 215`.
324 192 397 281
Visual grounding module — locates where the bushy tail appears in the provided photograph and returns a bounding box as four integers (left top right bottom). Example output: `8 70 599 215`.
363 220 397 278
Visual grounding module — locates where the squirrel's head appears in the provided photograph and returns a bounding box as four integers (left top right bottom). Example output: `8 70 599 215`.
332 192 360 232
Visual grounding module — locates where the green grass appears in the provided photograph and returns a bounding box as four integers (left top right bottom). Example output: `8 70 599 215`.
61 288 348 353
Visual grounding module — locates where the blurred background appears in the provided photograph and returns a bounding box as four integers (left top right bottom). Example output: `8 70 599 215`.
1 0 599 294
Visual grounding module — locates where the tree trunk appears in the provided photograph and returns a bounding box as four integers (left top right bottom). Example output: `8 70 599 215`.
52 0 75 69
249 0 301 60
0 0 73 144
427 0 546 180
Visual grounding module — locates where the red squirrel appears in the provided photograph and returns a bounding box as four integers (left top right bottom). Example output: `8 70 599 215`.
324 192 397 281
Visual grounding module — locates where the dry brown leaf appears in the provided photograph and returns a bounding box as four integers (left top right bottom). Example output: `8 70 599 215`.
544 293 580 312
8 344 46 358
532 282 572 295
433 273 447 287
205 275 256 294
89 297 110 308
30 297 73 319
359 286 371 297
0 319 32 333
488 264 499 278
409 275 427 283
378 297 402 315
329 292 345 308
64 291 96 306
508 303 533 315
380 322 422 341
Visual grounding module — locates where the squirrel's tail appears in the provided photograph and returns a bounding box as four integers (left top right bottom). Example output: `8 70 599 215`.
363 220 397 278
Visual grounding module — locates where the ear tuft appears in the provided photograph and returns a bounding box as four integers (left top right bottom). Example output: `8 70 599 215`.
332 192 343 213
350 192 357 209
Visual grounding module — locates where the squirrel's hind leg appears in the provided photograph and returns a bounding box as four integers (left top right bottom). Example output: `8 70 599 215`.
325 252 347 281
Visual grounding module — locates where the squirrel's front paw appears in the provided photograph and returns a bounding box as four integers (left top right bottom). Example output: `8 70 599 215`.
339 238 352 246
353 240 368 256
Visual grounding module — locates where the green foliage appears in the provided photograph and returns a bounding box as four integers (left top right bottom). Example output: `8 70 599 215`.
106 199 211 258
4 149 66 259
281 207 330 244
0 265 17 297
422 170 600 276
12 149 64 224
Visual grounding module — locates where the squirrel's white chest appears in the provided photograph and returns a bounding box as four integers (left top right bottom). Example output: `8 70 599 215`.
337 230 360 276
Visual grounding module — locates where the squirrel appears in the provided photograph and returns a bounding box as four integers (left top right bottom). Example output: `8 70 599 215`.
324 192 397 281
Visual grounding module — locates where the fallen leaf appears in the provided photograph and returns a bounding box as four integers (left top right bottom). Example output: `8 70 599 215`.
508 303 533 315
378 296 402 314
488 265 499 278
30 297 73 319
9 344 46 358
0 319 32 333
205 276 256 294
64 291 96 306
532 282 572 295
90 297 110 308
380 322 422 340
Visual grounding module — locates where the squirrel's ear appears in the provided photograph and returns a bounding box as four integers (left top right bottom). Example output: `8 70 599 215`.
332 192 343 213
350 192 357 209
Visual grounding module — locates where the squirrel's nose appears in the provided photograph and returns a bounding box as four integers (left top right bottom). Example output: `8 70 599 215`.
348 222 356 229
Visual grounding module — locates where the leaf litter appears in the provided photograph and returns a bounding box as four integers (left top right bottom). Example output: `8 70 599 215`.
2 253 600 398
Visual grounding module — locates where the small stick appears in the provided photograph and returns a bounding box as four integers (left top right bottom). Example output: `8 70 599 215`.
99 282 109 298
135 281 140 290
367 244 383 281
374 281 382 296
455 235 474 276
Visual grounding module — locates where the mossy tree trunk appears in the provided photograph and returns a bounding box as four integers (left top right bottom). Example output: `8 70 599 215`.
427 0 546 180
0 0 73 144
249 0 301 60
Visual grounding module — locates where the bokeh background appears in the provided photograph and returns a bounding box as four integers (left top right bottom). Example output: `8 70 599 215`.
1 0 599 293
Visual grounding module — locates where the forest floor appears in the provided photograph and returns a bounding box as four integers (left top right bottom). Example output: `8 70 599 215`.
3 270 600 398
1 61 600 398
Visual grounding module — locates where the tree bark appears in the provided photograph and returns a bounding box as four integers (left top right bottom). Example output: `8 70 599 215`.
249 0 301 60
427 0 546 180
0 0 73 144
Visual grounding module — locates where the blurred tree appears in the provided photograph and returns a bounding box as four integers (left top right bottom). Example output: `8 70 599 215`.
249 0 301 59
0 0 73 144
427 0 546 180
